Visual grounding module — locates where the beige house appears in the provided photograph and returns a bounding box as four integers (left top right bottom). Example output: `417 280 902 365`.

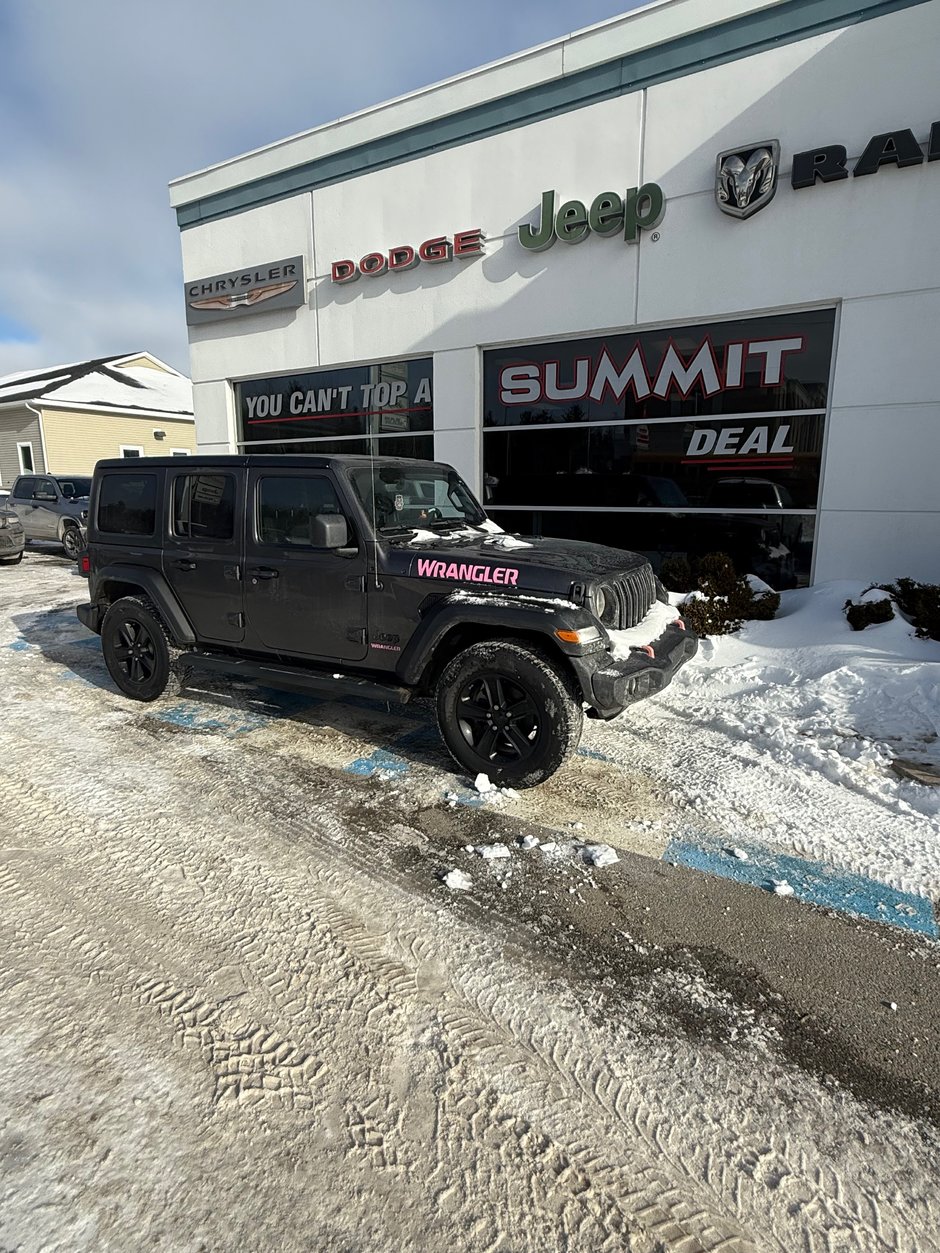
0 352 195 485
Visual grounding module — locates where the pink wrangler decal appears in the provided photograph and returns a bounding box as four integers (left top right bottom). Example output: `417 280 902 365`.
416 557 519 586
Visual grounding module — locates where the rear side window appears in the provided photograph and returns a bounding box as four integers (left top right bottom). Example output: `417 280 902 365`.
172 473 235 541
13 477 35 499
97 473 157 536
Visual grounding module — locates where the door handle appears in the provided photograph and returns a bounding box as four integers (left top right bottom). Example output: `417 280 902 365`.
172 558 197 571
250 567 279 581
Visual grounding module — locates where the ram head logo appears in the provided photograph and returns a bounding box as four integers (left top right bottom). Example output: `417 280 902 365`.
715 142 780 219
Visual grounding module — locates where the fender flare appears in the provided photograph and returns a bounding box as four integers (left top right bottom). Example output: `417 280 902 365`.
396 596 601 688
94 563 196 646
56 514 85 540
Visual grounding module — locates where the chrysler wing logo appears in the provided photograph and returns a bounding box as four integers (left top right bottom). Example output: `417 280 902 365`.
716 141 780 219
188 280 298 313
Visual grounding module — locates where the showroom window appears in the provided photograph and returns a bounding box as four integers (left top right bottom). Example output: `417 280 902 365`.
483 310 834 587
236 357 433 462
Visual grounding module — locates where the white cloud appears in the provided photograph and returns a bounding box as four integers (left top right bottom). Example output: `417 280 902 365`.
0 0 645 377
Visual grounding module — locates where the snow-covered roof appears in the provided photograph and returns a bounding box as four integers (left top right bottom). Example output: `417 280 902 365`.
0 352 193 419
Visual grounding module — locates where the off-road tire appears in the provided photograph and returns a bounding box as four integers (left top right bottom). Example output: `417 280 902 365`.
61 524 85 561
436 639 583 788
101 595 182 702
0 550 24 565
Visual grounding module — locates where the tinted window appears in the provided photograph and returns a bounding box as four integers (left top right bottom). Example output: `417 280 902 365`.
55 477 92 499
173 474 235 541
33 478 57 499
258 476 345 547
13 478 35 499
98 473 157 535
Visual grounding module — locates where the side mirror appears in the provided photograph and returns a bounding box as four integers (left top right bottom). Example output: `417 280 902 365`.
34 492 57 502
310 513 348 549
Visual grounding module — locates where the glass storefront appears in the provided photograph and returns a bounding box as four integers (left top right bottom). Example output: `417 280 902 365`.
483 310 834 587
236 357 433 458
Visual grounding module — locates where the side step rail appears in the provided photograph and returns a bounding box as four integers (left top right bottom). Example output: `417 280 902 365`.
179 651 413 705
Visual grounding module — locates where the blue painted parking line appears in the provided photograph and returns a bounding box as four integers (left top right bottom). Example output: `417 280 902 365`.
155 702 265 736
345 749 410 778
578 745 615 763
666 835 938 939
7 639 36 652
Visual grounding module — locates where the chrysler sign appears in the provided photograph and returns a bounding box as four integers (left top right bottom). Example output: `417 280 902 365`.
185 256 305 325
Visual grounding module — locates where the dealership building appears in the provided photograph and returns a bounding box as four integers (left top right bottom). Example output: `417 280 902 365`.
170 0 938 587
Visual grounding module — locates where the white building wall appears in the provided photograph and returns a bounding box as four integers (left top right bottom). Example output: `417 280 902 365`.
177 0 940 584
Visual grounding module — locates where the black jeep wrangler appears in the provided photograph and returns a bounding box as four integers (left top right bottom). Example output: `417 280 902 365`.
77 455 697 787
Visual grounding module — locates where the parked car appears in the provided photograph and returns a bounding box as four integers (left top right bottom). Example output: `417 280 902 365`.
8 474 91 559
0 500 25 564
76 455 697 787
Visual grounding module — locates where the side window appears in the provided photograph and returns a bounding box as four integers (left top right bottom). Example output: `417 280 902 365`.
13 477 35 499
172 474 235 541
33 478 57 500
97 473 157 536
258 476 345 547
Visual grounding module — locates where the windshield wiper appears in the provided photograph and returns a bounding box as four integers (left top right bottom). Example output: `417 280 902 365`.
426 518 473 531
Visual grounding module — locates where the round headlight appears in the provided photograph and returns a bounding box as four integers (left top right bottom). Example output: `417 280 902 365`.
588 585 607 619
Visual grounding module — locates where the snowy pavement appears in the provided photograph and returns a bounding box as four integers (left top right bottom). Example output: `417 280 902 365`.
1 552 939 1252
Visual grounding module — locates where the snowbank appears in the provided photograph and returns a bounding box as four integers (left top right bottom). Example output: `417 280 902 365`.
642 580 940 894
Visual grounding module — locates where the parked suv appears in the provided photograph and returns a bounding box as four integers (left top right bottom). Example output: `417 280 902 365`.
0 499 25 564
77 455 697 787
9 473 91 558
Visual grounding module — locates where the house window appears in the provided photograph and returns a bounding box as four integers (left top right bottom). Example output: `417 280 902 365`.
170 449 190 457
120 445 144 458
17 442 34 473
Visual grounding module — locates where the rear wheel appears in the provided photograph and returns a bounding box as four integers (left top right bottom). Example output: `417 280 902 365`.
101 596 180 702
436 639 583 788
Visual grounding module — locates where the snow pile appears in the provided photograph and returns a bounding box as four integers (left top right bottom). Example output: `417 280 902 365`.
442 868 472 891
473 773 521 804
472 843 511 860
608 601 681 659
617 579 940 897
581 844 620 868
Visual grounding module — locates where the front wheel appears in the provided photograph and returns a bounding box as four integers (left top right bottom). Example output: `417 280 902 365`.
101 596 179 701
436 639 583 788
61 525 85 560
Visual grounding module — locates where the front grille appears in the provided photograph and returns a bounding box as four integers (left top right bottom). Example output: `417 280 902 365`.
599 564 656 630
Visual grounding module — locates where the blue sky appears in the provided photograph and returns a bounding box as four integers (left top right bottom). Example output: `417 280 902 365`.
0 0 647 377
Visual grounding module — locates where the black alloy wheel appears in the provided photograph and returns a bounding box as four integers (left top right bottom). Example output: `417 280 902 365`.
436 639 583 788
455 672 540 766
101 596 177 701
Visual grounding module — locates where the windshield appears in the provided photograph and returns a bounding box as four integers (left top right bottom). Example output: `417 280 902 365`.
348 464 486 534
55 476 92 499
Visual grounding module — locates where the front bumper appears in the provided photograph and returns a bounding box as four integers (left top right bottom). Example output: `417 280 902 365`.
0 526 25 557
575 621 699 719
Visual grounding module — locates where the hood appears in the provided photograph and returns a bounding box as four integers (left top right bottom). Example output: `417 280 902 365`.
385 527 648 597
